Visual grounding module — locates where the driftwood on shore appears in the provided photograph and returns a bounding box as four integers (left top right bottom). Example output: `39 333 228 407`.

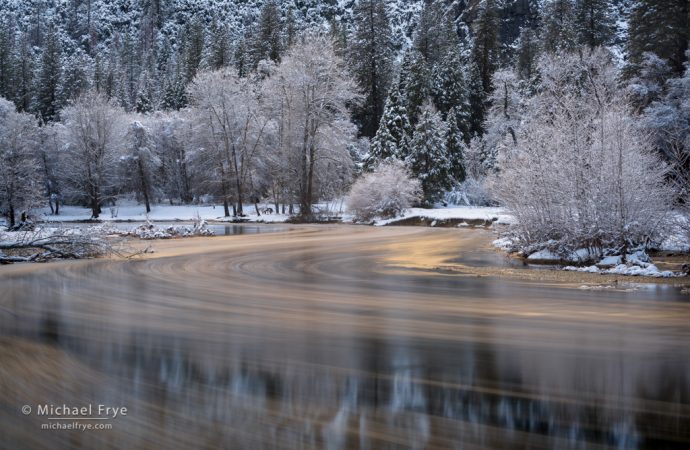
0 228 123 264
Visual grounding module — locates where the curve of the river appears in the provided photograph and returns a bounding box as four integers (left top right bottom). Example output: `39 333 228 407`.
1 225 689 449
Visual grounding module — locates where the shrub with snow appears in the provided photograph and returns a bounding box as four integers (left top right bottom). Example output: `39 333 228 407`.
346 161 422 222
494 50 675 259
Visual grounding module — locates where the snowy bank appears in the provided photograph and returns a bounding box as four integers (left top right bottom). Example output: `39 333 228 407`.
36 205 292 223
373 206 513 227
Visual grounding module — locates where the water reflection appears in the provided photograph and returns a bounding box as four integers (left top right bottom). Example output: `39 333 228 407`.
1 227 689 449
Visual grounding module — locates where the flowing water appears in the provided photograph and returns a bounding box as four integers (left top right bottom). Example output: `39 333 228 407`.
0 225 689 449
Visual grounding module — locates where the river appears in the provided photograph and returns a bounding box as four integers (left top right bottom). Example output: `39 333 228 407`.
1 225 688 449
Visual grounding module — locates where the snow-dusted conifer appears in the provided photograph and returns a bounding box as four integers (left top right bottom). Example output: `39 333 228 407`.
407 102 452 204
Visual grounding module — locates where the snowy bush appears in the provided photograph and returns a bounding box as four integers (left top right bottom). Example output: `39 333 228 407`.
444 178 494 206
124 217 214 240
346 161 422 222
494 50 675 258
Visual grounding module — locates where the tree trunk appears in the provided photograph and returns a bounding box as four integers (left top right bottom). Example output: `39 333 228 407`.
138 157 151 213
305 143 316 220
8 203 15 228
55 198 59 215
91 186 100 219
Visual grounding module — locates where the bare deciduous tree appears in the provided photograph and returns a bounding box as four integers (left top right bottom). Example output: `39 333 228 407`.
189 69 269 216
263 34 360 220
60 91 126 219
0 99 42 229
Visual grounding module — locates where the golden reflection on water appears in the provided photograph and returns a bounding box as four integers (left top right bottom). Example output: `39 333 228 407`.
1 225 689 449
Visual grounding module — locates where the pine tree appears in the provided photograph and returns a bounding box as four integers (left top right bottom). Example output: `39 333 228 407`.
445 107 467 183
135 71 155 114
207 20 230 70
575 0 616 49
348 0 394 138
401 50 432 128
162 78 187 111
542 0 578 54
0 22 14 101
183 18 205 82
12 34 34 113
467 61 487 138
59 50 92 104
34 28 62 122
366 80 412 170
515 27 541 82
470 0 500 94
413 2 458 68
407 103 452 204
432 46 471 129
627 0 689 77
234 38 248 78
285 7 296 49
249 1 283 70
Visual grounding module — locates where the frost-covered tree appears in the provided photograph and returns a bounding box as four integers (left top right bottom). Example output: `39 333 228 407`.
150 111 194 204
37 122 64 215
122 120 160 213
640 60 690 233
263 34 360 220
494 50 674 256
0 98 42 228
60 91 126 218
189 68 268 216
346 160 421 222
407 102 452 204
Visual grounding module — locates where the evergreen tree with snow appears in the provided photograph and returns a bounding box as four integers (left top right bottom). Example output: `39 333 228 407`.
366 79 412 170
542 0 578 54
162 78 187 111
466 61 487 138
407 102 453 204
182 18 205 82
34 28 62 122
515 27 541 83
445 106 467 183
412 2 458 68
432 46 471 132
0 22 14 102
248 1 283 70
401 49 432 128
12 35 34 113
575 0 616 49
470 0 500 94
627 0 689 77
348 0 394 138
207 20 230 70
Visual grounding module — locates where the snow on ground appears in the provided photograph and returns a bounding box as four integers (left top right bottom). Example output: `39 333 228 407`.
36 204 514 226
36 205 292 223
373 206 513 226
565 263 677 278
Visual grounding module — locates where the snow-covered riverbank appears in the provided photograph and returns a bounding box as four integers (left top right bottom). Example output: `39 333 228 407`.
35 204 514 226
